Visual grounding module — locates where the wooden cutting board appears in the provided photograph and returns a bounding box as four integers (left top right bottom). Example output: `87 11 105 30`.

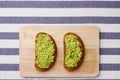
20 25 99 77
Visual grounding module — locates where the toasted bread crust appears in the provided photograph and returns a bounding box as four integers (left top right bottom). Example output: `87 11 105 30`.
64 32 85 71
35 32 57 72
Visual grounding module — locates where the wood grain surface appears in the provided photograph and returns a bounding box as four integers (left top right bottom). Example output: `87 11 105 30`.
19 25 99 77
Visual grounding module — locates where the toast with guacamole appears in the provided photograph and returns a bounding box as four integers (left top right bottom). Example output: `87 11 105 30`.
35 32 57 71
64 33 84 71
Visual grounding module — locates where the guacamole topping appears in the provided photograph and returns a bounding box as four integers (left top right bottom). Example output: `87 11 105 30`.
65 34 82 68
35 34 55 69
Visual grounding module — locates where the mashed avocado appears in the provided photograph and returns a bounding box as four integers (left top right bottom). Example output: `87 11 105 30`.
35 34 55 69
65 34 82 68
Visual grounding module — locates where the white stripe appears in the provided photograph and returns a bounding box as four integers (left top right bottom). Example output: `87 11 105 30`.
0 8 120 17
0 55 119 64
98 24 120 32
0 24 21 32
0 56 19 64
0 40 119 48
0 71 120 79
0 71 23 79
0 40 19 48
100 55 120 64
100 40 120 48
0 24 120 32
91 71 120 79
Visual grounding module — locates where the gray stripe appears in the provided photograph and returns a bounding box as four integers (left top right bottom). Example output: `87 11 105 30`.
100 64 120 71
100 32 120 39
1 32 120 39
0 64 19 71
0 32 19 39
0 48 19 55
0 17 120 24
0 48 120 55
0 1 119 8
100 48 120 55
0 64 120 71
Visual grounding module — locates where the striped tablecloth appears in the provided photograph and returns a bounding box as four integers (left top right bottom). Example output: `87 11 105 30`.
0 0 120 79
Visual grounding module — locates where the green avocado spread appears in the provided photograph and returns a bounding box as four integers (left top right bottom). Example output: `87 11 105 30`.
35 34 55 69
65 34 82 68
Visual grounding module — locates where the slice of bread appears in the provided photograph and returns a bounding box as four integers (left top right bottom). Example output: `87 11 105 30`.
64 32 85 71
35 32 57 71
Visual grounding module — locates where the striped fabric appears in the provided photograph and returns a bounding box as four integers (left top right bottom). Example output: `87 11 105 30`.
0 0 120 79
